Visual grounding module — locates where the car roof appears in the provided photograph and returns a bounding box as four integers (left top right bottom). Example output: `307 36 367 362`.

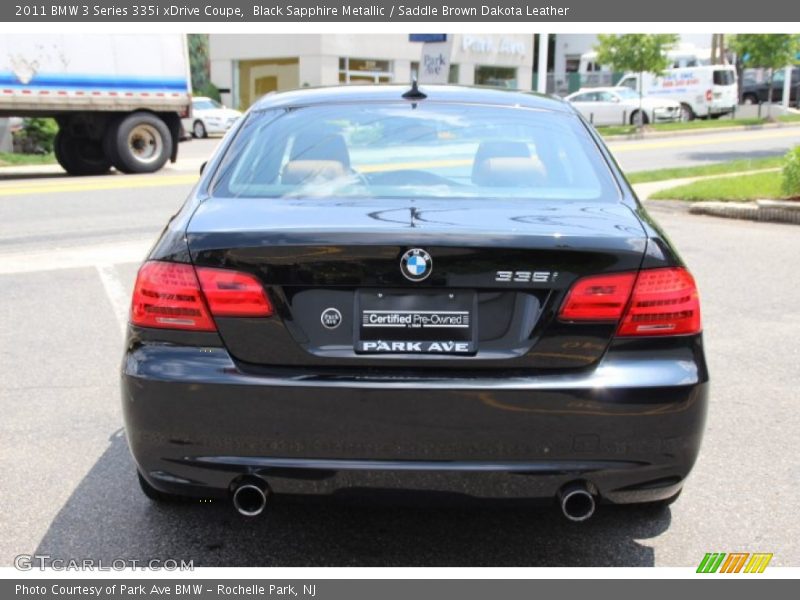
250 84 573 114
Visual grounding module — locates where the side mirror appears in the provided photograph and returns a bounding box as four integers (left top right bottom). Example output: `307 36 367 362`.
200 161 207 175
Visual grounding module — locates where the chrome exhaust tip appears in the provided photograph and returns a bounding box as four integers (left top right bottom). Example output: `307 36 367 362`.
559 482 596 522
232 480 269 517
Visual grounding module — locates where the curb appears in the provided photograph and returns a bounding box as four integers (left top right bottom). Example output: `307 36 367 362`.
601 120 800 142
688 199 800 225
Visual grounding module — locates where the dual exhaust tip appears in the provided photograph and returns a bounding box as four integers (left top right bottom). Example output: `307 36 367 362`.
231 477 597 521
232 478 270 517
558 481 597 522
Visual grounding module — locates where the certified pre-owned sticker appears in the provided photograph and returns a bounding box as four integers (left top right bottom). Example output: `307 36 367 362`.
362 310 469 328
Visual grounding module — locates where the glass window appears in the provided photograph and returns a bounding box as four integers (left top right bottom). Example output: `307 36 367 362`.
210 103 619 203
474 66 518 89
713 69 736 86
339 57 393 85
448 64 459 84
193 99 222 110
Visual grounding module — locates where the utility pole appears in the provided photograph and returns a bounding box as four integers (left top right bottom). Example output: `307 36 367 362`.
537 34 548 94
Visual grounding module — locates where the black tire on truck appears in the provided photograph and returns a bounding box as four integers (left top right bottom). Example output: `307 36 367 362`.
104 112 172 174
54 130 112 176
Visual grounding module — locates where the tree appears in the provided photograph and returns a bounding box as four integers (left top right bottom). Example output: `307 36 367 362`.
594 34 679 128
729 34 800 118
187 34 219 100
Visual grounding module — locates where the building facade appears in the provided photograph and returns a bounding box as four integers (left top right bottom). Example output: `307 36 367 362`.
209 34 533 109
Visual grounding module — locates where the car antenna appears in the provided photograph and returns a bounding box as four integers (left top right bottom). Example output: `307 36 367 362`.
402 79 427 101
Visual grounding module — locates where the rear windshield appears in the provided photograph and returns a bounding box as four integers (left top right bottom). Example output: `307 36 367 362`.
210 102 619 201
713 69 736 86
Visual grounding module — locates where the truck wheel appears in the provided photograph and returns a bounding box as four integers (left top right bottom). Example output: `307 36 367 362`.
54 130 111 176
106 112 172 174
192 120 207 139
742 93 758 105
680 103 695 121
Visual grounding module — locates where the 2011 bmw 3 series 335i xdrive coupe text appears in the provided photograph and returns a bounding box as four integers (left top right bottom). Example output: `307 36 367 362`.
121 85 708 521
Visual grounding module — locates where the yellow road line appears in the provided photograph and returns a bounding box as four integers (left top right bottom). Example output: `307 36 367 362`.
608 128 800 153
0 174 198 197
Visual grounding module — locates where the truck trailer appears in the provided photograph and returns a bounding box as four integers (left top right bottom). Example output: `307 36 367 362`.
0 34 191 175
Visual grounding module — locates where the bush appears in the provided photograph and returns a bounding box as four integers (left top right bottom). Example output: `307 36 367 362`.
782 146 800 198
195 82 221 103
12 117 58 154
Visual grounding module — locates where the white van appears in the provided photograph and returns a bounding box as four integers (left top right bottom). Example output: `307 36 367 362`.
616 66 738 121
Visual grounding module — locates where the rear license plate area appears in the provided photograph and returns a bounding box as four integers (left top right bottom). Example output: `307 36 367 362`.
355 290 477 354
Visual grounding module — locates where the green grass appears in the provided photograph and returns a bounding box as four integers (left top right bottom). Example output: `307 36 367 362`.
627 156 785 184
598 113 800 137
0 152 55 167
649 171 786 202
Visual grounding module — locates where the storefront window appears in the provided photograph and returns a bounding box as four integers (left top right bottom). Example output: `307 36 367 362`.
339 57 393 84
474 66 518 89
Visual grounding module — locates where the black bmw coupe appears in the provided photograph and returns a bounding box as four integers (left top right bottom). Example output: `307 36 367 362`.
121 84 708 521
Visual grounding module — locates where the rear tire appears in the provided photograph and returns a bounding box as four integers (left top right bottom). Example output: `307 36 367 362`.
104 112 172 174
54 130 112 176
192 120 207 139
742 93 758 105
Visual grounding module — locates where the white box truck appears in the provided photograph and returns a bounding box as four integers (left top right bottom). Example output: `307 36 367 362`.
0 34 191 175
616 65 738 121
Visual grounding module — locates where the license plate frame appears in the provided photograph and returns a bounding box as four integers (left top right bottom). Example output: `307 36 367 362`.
355 289 477 355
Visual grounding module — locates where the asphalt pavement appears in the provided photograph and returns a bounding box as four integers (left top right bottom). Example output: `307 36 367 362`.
0 131 799 567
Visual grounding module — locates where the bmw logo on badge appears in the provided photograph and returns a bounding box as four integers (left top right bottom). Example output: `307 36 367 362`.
400 248 432 282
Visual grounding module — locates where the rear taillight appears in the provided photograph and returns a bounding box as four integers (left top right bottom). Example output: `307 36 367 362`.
559 267 701 336
559 272 636 321
617 268 701 336
705 89 713 102
195 267 273 317
130 261 272 331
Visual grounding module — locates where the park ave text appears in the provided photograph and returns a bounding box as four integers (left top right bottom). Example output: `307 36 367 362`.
16 584 316 597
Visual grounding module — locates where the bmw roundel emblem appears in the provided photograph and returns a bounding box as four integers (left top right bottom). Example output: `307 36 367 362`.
400 248 432 282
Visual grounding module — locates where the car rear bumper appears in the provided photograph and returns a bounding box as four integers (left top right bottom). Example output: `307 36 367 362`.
121 335 709 505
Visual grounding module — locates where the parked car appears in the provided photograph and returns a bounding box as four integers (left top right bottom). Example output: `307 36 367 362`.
616 65 738 121
741 67 799 106
182 97 242 138
123 85 708 521
565 86 682 126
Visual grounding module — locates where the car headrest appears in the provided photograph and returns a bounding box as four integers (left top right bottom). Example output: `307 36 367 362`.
471 157 548 188
471 141 531 182
290 132 351 169
281 160 348 185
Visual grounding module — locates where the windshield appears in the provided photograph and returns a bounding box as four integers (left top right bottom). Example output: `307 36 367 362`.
210 102 619 202
193 99 223 110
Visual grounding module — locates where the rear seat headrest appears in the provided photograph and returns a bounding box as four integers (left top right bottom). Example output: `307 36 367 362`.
281 160 348 185
290 132 351 169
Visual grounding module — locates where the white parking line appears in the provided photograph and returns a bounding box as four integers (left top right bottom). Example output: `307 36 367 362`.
96 264 131 337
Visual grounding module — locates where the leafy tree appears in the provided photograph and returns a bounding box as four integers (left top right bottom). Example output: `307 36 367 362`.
594 34 679 128
187 34 211 95
729 34 800 118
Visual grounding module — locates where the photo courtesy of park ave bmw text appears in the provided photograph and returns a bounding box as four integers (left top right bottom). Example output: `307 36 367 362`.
0 0 799 595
